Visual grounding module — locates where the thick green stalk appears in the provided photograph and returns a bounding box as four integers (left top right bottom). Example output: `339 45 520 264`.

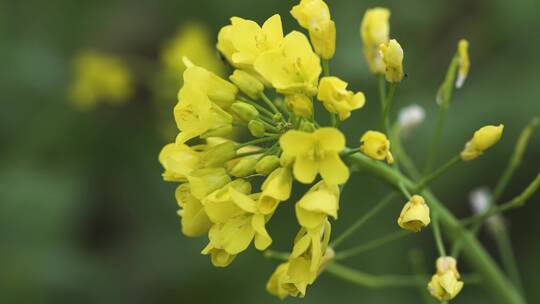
346 152 526 304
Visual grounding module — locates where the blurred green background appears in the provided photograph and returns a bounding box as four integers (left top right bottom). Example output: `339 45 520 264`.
1 0 539 303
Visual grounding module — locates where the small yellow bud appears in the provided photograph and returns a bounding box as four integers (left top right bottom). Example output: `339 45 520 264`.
379 39 404 83
317 76 366 121
230 102 259 121
456 39 470 88
259 167 293 214
359 130 394 164
428 256 464 301
229 69 264 99
229 156 259 177
202 141 237 167
284 94 314 118
460 124 504 161
255 155 281 175
248 120 266 137
298 120 316 132
360 8 390 74
290 0 335 59
397 195 430 232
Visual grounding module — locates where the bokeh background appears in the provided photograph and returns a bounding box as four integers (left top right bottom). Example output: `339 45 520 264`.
1 0 539 303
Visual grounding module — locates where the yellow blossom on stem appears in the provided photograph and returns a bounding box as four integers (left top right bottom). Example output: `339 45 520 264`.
290 0 336 59
280 128 349 184
456 39 470 88
255 31 321 96
284 94 314 118
317 76 366 121
379 39 404 83
158 143 201 182
360 8 390 74
202 179 252 223
295 181 340 229
397 195 431 232
186 167 232 200
69 50 133 110
428 256 464 301
259 167 293 214
460 124 504 161
359 130 394 164
217 14 283 71
175 183 213 237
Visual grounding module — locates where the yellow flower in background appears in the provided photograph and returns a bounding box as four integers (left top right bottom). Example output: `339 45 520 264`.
174 84 233 143
280 128 349 184
397 195 431 232
182 58 238 109
259 167 293 214
295 181 339 229
460 124 504 161
360 8 390 74
359 130 394 164
217 14 283 71
69 50 133 110
317 76 366 121
158 143 201 181
290 0 336 59
284 94 314 118
456 39 470 88
161 22 225 79
175 183 213 237
379 39 404 83
255 31 321 96
428 256 464 301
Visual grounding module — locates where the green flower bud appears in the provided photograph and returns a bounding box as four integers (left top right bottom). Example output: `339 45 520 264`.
231 102 259 121
248 120 266 137
255 155 280 175
229 70 264 99
272 113 283 122
299 120 316 132
202 141 236 167
229 157 259 177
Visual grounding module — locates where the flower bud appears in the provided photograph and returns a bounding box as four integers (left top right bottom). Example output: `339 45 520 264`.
397 195 430 232
379 39 404 83
298 120 316 132
202 141 237 167
255 155 281 175
285 94 313 118
460 124 504 161
428 256 464 301
229 69 264 99
456 39 470 89
248 120 266 137
359 130 394 164
229 156 259 177
360 8 390 74
230 102 259 122
186 167 231 200
290 0 335 59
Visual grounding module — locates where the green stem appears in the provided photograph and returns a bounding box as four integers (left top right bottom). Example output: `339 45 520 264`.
415 155 460 192
423 106 447 175
391 124 422 181
331 193 396 248
322 59 330 76
264 250 288 261
260 92 282 118
345 152 525 304
494 228 524 294
382 84 397 133
378 75 386 114
325 262 425 288
237 96 275 119
236 136 278 149
334 230 410 261
409 249 438 304
260 120 279 133
432 212 447 256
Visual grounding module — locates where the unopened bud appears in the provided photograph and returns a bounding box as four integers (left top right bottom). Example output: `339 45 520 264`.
229 157 259 177
248 120 266 137
229 70 264 99
231 102 259 121
255 155 280 175
298 120 316 132
202 141 236 167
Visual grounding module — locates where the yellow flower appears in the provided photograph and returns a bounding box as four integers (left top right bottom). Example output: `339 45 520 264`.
290 0 336 59
254 31 321 96
186 168 232 200
379 39 404 83
202 179 252 223
456 39 470 88
359 130 394 164
158 143 200 182
217 14 283 71
174 84 233 143
460 124 504 161
317 76 366 120
280 128 349 184
259 167 293 214
295 181 340 229
175 183 212 237
266 262 290 299
428 256 464 301
200 246 236 268
284 94 314 118
397 195 431 232
360 8 390 74
182 58 238 109
160 22 225 79
69 50 133 110
291 221 332 272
